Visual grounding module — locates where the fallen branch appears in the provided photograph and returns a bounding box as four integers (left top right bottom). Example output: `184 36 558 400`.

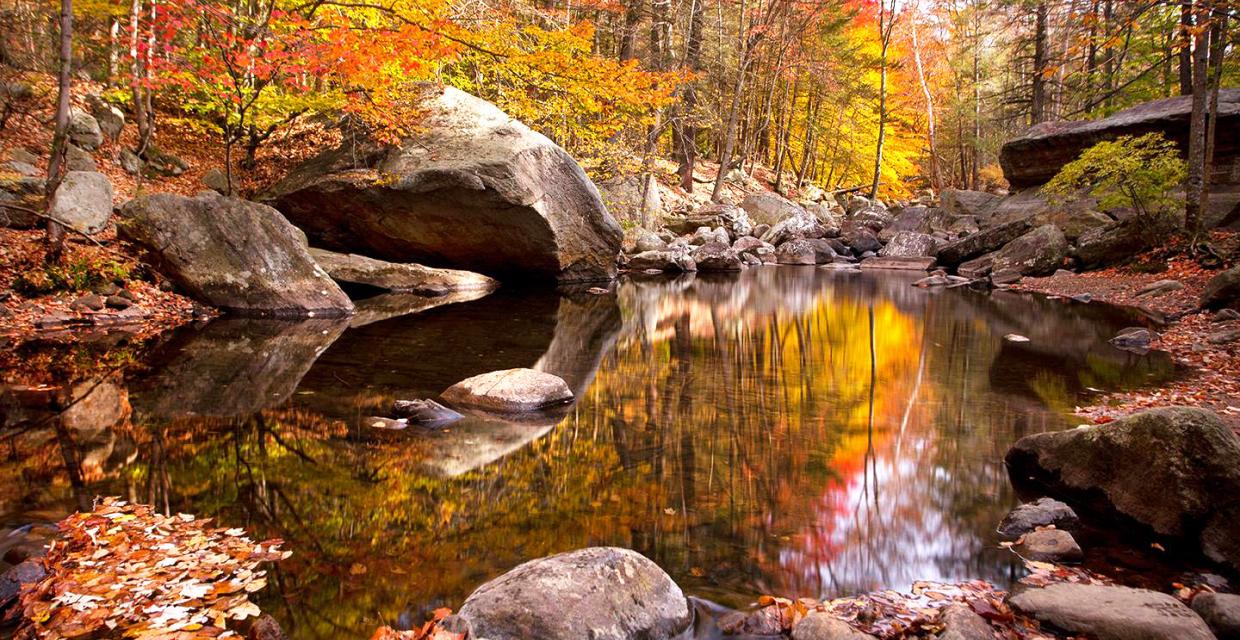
0 202 125 257
830 183 873 196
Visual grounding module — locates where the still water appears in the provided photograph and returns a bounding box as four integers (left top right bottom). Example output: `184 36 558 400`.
0 267 1175 638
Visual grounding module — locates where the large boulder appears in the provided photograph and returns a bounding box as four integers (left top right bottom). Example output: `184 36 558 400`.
1000 89 1240 190
308 247 496 295
1009 583 1215 640
1201 265 1240 310
991 224 1068 276
691 241 742 271
451 547 692 640
1005 407 1240 571
1074 219 1153 270
68 109 103 151
936 217 1035 267
118 192 354 318
878 231 938 258
262 85 622 282
762 209 829 246
741 191 804 226
596 175 661 223
48 171 112 234
942 189 1001 219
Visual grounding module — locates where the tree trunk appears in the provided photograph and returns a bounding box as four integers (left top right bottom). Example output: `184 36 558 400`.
44 0 73 263
1179 1 1194 95
676 0 703 192
870 0 895 198
911 11 940 191
1031 1 1049 124
1201 7 1229 219
1184 1 1210 237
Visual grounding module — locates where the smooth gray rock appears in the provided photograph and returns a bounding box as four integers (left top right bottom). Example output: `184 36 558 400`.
942 189 1000 219
937 603 994 640
597 175 661 223
1138 279 1185 297
48 170 112 234
762 209 829 246
308 247 496 295
118 192 354 317
991 224 1068 276
624 227 667 253
792 612 876 640
263 85 621 282
1016 529 1084 563
392 399 463 426
64 144 96 172
776 239 818 265
997 497 1079 540
691 241 742 271
1110 326 1154 350
1202 266 1240 310
452 547 692 640
1005 407 1240 572
202 168 231 194
68 109 103 150
879 231 938 257
1009 583 1215 640
441 368 573 413
1192 592 1240 640
87 94 124 141
1076 220 1153 270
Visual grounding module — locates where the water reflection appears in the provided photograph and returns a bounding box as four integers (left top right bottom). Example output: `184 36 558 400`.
0 268 1176 639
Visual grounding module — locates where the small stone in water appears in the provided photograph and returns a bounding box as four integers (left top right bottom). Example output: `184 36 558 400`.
1004 334 1030 343
366 417 407 430
391 399 462 427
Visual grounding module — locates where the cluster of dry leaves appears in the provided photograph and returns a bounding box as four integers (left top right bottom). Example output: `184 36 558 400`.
15 498 289 640
370 608 461 640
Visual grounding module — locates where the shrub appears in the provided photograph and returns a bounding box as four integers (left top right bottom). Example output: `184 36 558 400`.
1044 133 1187 233
13 257 131 296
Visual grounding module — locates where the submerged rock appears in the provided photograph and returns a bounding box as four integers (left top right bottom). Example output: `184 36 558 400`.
1009 583 1215 640
997 498 1079 540
391 399 462 427
118 192 354 317
1005 407 1240 572
451 547 692 640
441 368 573 413
308 247 496 295
263 85 621 282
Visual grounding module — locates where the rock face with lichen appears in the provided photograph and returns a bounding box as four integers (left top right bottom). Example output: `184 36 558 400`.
263 85 622 283
1005 406 1240 572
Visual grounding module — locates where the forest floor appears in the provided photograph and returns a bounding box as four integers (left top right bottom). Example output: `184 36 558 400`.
1010 233 1240 428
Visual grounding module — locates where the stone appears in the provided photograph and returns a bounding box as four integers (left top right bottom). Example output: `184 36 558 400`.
913 275 950 287
71 294 105 311
119 149 143 175
762 209 830 246
1138 279 1185 297
118 192 354 318
392 399 463 427
202 168 231 194
1008 583 1215 640
941 189 1001 219
990 269 1023 285
441 368 573 413
991 224 1068 276
804 238 840 263
1192 592 1240 640
262 85 621 282
365 416 407 430
776 239 818 265
841 225 882 254
1076 220 1154 270
880 205 932 240
861 256 937 271
68 109 104 150
937 603 994 640
49 171 113 234
791 612 877 640
624 227 667 254
143 148 190 177
308 247 496 295
64 144 96 172
1215 308 1240 322
1005 407 1240 572
741 191 805 226
936 217 1035 267
666 203 754 239
1046 209 1115 241
1208 327 1240 345
452 547 692 640
597 175 661 224
851 206 894 231
691 241 742 271
690 225 729 246
0 558 46 611
879 231 938 257
1201 265 1240 310
1000 89 1240 191
732 236 769 254
105 295 131 310
86 94 125 141
997 498 1079 540
1016 529 1083 563
957 254 994 279
1110 327 1153 350
626 249 696 273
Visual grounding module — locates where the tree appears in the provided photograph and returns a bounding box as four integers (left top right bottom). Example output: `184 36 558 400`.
44 0 73 263
870 0 898 198
1184 0 1210 237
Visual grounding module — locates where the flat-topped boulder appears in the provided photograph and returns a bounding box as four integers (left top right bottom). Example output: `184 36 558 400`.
118 193 354 318
262 85 622 282
308 247 496 295
450 547 692 640
1010 583 1215 640
1001 89 1240 189
441 368 573 413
